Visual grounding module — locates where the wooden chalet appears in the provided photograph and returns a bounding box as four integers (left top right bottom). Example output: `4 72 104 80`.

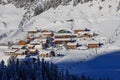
41 30 53 38
77 32 93 38
29 49 37 54
27 30 37 34
27 30 37 39
34 44 43 50
30 39 41 45
5 49 18 56
54 33 71 38
74 28 90 34
39 50 51 57
67 42 78 49
54 33 72 45
15 49 27 55
54 38 71 45
87 41 101 48
88 44 100 48
41 38 47 44
26 44 35 49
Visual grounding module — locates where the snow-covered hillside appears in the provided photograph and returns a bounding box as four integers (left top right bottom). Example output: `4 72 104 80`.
0 0 120 79
0 4 25 30
0 0 120 43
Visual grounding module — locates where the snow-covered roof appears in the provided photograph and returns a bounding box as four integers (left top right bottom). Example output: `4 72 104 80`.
54 38 71 41
41 32 52 34
87 41 100 44
77 32 89 35
30 40 41 45
29 49 37 52
54 33 72 36
34 45 42 49
78 40 99 45
11 45 24 49
67 42 77 45
27 44 34 47
41 38 47 42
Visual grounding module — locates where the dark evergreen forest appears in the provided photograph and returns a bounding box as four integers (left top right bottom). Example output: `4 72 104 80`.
0 57 111 80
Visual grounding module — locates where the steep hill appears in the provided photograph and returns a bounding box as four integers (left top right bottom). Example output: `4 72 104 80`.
0 0 120 44
0 0 120 79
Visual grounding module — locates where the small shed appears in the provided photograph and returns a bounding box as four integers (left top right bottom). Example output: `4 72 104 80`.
88 44 99 48
87 41 100 48
67 42 78 49
74 28 90 34
27 30 37 34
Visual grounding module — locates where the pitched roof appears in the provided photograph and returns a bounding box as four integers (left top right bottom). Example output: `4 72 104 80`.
54 33 72 36
54 38 71 41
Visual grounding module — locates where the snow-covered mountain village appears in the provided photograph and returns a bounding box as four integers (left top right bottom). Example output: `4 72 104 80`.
5 28 105 57
0 0 120 80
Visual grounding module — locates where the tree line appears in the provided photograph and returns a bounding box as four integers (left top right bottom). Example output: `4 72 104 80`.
0 57 111 80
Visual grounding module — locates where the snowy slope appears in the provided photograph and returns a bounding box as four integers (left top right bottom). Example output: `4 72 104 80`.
0 0 120 61
0 4 25 31
57 51 120 80
0 0 120 79
0 0 120 43
24 0 120 39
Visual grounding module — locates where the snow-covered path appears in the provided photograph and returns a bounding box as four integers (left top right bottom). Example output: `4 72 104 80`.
57 50 120 80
